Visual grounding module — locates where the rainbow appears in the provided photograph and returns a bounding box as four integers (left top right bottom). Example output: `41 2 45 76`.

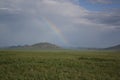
42 17 68 45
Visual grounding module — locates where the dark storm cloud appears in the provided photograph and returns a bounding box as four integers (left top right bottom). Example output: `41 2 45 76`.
0 8 37 33
0 9 27 29
0 8 59 47
85 11 120 27
0 0 120 48
88 0 120 4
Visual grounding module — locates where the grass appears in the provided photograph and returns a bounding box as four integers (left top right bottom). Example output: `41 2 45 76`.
0 50 120 80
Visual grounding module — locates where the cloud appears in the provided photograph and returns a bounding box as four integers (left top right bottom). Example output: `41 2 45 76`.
88 0 120 4
0 0 120 47
88 0 112 4
85 11 120 28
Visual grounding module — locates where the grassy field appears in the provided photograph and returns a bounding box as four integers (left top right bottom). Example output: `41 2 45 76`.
0 50 120 80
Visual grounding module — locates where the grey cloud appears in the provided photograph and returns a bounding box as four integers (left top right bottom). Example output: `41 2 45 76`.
85 11 120 27
88 0 120 4
0 8 62 47
0 0 120 47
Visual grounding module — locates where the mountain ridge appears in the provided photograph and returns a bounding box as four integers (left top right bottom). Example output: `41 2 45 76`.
30 42 61 49
1 43 120 50
105 44 120 50
6 42 61 49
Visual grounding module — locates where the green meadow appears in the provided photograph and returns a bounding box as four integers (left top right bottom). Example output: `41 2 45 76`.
0 50 120 80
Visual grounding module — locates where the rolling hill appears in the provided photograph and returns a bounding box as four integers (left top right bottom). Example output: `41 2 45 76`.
6 42 61 50
31 42 61 49
105 44 120 50
1 43 120 50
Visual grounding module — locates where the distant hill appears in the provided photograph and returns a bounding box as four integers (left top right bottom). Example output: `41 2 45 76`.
2 43 120 50
30 42 61 49
6 42 61 49
70 44 120 50
105 44 120 50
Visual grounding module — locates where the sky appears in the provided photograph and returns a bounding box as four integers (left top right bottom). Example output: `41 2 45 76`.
0 0 120 48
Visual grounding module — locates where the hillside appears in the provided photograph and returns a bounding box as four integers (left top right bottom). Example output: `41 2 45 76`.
6 42 61 50
30 42 61 49
105 44 120 50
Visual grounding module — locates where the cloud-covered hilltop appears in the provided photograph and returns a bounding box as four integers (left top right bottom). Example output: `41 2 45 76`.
0 0 120 48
